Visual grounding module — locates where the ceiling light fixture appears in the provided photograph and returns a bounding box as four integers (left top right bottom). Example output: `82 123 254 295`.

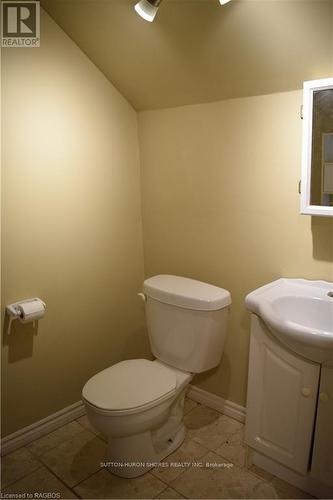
134 0 162 23
134 0 231 23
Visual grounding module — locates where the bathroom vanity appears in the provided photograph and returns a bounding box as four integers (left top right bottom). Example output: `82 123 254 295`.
245 279 333 498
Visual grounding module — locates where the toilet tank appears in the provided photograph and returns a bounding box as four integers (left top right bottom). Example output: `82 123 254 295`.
143 275 231 373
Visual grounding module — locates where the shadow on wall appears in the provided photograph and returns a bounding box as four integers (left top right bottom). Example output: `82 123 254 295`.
240 307 251 339
2 318 37 363
2 309 150 368
118 299 152 362
120 326 152 362
311 217 333 265
193 351 231 396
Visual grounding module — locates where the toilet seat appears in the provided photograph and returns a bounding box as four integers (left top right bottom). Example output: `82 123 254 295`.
82 359 177 415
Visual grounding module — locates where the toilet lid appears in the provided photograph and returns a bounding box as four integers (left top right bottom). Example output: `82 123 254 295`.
82 359 177 411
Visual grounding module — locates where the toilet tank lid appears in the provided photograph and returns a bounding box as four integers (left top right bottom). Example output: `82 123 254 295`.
143 275 231 311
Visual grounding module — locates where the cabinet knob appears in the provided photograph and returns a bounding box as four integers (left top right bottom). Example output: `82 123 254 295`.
301 388 311 397
319 392 329 403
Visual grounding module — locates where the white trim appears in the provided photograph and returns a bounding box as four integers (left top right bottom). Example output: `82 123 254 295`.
186 384 246 423
1 401 85 456
1 387 246 456
300 77 333 217
251 450 333 499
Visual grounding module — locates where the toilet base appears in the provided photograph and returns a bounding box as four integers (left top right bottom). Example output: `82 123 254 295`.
106 422 186 478
104 389 187 478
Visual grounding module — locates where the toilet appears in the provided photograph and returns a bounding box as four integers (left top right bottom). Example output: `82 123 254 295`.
82 275 231 478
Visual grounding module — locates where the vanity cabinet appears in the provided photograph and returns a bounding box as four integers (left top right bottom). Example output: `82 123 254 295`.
245 278 333 498
245 315 320 475
311 366 333 486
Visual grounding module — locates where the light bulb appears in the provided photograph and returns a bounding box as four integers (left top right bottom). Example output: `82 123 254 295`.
134 0 161 22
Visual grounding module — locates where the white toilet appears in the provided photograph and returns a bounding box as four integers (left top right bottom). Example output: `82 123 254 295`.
82 275 231 478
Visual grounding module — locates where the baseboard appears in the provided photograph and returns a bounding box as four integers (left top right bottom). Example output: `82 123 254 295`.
251 450 333 499
1 401 85 456
186 384 246 423
1 386 246 456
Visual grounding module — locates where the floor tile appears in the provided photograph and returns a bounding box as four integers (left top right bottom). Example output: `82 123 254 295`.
183 398 199 415
151 437 208 484
2 466 77 498
270 477 314 499
77 414 98 434
1 447 41 488
2 412 311 500
170 450 262 499
250 481 279 499
39 429 106 487
215 427 247 467
27 421 85 457
184 405 243 451
77 414 107 442
247 464 274 482
74 469 166 499
155 486 186 499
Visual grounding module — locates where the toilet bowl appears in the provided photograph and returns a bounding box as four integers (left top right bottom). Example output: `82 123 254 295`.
82 275 231 478
83 359 192 477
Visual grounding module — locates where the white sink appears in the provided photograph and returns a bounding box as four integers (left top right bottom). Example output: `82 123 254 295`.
246 279 333 365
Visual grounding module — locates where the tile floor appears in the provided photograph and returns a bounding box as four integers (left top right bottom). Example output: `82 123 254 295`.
1 398 313 499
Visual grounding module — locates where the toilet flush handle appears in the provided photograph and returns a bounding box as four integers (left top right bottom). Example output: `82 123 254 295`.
138 292 147 302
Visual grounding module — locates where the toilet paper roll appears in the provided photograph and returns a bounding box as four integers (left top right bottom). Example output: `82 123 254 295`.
18 299 46 323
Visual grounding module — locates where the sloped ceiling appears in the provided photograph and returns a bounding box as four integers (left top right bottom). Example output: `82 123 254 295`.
41 0 333 111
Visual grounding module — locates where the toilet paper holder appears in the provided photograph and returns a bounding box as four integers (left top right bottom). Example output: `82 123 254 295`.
6 298 46 335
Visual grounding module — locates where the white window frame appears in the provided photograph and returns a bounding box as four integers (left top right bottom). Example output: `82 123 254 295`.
300 77 333 217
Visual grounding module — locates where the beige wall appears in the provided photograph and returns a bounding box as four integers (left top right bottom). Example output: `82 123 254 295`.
1 11 150 436
138 91 333 407
41 0 333 111
2 7 333 438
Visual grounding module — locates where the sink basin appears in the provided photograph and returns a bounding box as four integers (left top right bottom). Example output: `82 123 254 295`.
246 279 333 365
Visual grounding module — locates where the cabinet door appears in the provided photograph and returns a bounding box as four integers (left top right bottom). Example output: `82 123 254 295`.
245 315 320 475
311 366 333 486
